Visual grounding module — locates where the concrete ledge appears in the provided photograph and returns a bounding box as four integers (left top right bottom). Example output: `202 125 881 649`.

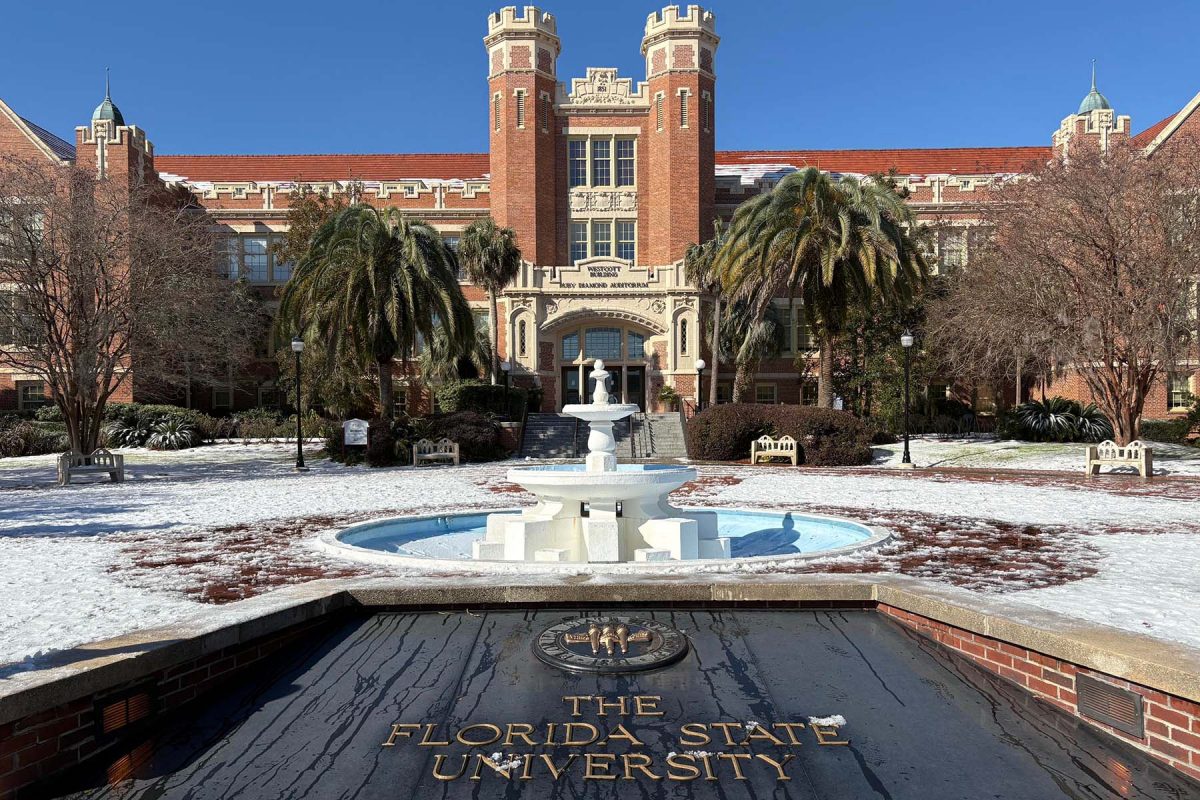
4 573 1200 727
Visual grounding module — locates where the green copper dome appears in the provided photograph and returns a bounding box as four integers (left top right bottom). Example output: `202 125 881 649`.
92 70 125 126
1077 62 1111 114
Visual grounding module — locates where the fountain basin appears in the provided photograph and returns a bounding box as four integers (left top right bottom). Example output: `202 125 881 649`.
319 507 891 573
506 463 696 504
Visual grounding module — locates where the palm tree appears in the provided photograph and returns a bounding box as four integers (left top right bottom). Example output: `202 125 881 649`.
685 219 728 408
716 168 927 407
711 299 786 402
459 217 522 384
418 323 491 387
278 204 473 419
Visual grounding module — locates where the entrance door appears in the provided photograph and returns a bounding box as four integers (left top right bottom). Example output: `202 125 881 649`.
626 367 646 411
561 367 582 408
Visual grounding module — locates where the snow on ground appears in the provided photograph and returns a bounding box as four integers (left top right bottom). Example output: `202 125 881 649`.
2 438 1200 671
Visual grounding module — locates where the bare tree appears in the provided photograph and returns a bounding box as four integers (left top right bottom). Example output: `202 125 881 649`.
930 138 1200 443
0 156 255 453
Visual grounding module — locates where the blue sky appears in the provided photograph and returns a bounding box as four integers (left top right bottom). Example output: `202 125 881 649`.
3 0 1197 155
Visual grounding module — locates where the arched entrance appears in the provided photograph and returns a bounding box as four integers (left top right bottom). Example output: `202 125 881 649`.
555 322 655 410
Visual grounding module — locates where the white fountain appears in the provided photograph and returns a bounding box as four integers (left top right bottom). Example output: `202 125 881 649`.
472 360 732 563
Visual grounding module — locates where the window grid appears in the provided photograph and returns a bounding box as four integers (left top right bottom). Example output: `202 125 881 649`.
515 90 526 128
540 93 550 132
756 383 778 404
518 319 527 357
562 332 581 361
591 221 612 258
616 221 636 261
568 140 587 188
1168 374 1193 410
570 222 588 263
584 328 622 361
655 93 664 131
702 92 712 131
679 91 689 128
242 238 269 283
680 318 689 355
17 381 46 411
590 139 611 186
615 139 635 186
627 331 645 360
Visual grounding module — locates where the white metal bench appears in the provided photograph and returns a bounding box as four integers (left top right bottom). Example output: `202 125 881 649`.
1085 439 1153 478
57 449 125 486
412 438 460 466
750 435 798 466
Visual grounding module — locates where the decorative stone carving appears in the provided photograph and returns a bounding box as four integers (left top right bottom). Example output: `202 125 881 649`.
650 299 666 314
568 190 638 213
560 68 649 108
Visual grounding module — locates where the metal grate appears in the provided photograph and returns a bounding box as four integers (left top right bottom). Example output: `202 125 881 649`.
1077 674 1144 738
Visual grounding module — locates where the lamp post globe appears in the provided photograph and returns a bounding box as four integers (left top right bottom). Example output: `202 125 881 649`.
291 337 308 471
900 330 914 466
695 359 706 412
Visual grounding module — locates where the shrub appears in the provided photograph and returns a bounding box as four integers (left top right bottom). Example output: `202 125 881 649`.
147 417 199 450
434 380 527 420
686 404 873 466
0 421 69 457
104 419 153 448
415 410 507 463
1000 397 1113 443
1140 418 1190 444
34 405 63 422
325 418 405 467
102 403 215 447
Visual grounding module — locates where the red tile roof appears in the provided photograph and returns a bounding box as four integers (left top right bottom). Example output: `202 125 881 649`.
154 153 491 182
715 147 1051 175
1131 113 1176 147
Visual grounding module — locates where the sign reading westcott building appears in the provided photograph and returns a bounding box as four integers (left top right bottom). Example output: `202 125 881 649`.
381 693 849 783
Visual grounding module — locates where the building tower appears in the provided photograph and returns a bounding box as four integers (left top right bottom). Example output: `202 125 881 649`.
75 71 156 188
1053 62 1130 157
641 5 718 265
485 6 561 266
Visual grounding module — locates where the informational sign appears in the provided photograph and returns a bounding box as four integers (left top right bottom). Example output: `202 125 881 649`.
833 396 844 411
558 261 650 290
343 418 369 446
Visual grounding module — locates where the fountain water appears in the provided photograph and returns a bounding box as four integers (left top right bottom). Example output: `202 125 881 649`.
472 360 732 563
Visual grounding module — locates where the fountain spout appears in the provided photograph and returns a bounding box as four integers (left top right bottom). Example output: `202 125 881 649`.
562 359 639 473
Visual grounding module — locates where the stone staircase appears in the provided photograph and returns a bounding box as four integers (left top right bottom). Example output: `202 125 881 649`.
521 412 688 460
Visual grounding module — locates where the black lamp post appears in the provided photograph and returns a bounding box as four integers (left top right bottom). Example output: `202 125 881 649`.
695 359 706 412
900 330 914 466
291 337 308 471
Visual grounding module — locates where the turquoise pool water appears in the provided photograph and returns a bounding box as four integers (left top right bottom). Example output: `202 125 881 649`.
336 509 875 560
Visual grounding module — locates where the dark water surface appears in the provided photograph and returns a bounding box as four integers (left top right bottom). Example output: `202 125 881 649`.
53 609 1199 799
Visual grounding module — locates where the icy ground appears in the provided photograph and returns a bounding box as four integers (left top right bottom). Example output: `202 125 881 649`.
2 437 1199 671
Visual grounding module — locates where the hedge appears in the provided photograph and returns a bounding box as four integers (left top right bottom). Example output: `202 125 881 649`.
416 411 507 463
434 380 529 419
687 404 873 466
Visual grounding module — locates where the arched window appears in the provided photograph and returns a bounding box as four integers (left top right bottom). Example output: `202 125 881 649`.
585 328 622 361
562 332 580 361
679 319 689 356
518 319 527 357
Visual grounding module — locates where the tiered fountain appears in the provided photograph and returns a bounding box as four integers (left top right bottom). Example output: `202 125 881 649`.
472 360 732 563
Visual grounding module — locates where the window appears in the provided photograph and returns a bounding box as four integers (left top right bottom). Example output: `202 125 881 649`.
655 93 664 131
258 385 280 409
393 381 408 418
679 90 690 128
1168 373 1193 411
568 140 588 188
212 386 232 411
540 92 550 132
585 327 622 361
778 305 795 355
515 89 526 128
272 236 294 282
702 91 712 132
218 238 239 279
16 380 46 411
562 332 580 361
627 331 645 360
755 383 778 404
591 221 611 258
443 236 460 252
680 318 689 355
616 139 635 186
0 291 36 346
616 220 636 261
242 238 269 282
591 139 611 186
938 228 967 271
570 221 588 263
801 382 818 406
493 94 501 131
518 319 527 357
716 382 732 404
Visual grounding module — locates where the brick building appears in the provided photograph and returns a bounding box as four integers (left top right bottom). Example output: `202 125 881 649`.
1 5 1197 419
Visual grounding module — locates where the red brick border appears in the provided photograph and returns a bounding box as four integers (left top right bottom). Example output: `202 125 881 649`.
880 603 1200 782
0 617 329 800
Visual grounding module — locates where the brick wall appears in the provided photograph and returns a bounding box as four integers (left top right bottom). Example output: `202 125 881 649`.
880 604 1200 782
0 616 332 800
